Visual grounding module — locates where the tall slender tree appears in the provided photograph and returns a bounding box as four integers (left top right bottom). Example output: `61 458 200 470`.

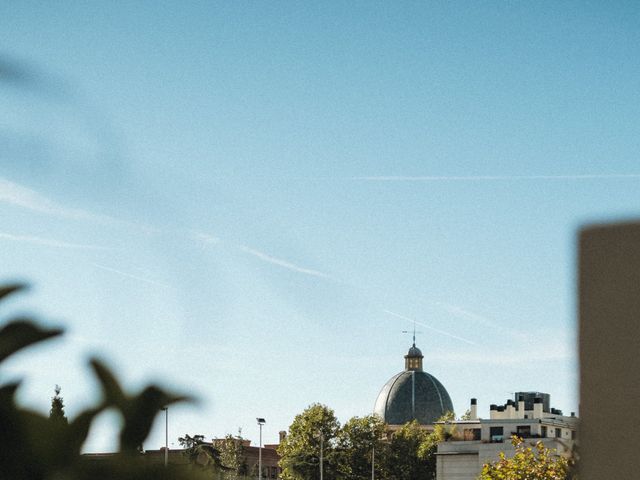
49 385 68 425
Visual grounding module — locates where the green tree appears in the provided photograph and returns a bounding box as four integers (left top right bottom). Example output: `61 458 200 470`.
381 420 431 480
478 435 569 480
459 409 472 420
178 433 227 477
49 384 68 425
336 414 386 480
277 403 341 480
380 412 455 480
217 432 248 479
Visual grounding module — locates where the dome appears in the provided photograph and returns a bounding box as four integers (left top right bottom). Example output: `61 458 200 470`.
407 345 422 357
373 344 453 425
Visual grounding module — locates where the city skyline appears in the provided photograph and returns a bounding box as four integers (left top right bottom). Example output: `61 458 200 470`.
2 1 639 451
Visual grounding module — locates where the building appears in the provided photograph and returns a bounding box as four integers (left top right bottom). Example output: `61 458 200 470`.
212 433 284 479
84 434 284 479
436 393 577 480
374 341 454 428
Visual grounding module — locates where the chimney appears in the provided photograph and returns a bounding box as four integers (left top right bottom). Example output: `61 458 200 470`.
489 404 497 419
470 398 478 420
506 399 516 419
533 397 543 419
518 395 525 418
279 431 287 443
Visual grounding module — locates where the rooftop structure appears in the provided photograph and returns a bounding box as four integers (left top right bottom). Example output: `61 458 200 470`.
374 342 454 425
436 394 577 480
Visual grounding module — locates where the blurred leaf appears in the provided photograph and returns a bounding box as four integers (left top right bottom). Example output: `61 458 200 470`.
0 319 63 364
90 357 126 405
0 283 26 301
0 381 20 402
90 357 193 453
120 385 193 452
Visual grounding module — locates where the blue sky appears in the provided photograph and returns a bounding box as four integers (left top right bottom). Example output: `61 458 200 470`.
1 1 639 451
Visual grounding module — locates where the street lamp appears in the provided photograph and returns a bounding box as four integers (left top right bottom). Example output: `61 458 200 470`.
319 432 324 480
161 407 168 467
257 418 266 480
371 445 375 480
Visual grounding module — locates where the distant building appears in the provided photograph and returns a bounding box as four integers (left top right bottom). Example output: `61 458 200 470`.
212 432 285 479
373 341 454 428
436 393 577 480
84 432 285 479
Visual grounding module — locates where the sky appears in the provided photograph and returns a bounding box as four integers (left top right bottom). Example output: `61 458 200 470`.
1 1 639 452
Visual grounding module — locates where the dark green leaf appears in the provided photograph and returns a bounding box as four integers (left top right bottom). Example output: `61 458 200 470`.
89 358 126 406
0 320 63 364
0 283 26 301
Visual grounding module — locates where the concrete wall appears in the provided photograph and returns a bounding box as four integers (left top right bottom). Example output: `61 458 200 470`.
436 439 574 480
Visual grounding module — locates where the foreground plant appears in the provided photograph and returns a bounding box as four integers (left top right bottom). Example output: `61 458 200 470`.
478 435 569 480
0 282 200 479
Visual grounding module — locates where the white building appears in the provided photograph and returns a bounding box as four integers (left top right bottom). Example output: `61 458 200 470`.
436 393 577 480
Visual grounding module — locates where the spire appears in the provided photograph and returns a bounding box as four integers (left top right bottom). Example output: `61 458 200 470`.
412 320 416 346
402 320 420 347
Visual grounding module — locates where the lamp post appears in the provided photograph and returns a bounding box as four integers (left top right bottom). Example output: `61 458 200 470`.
257 418 265 480
161 407 168 467
319 432 324 480
371 444 375 480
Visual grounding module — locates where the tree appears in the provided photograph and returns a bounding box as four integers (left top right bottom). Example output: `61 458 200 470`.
49 384 68 425
379 412 455 480
217 432 249 479
178 433 227 476
336 414 386 480
478 435 569 480
459 409 472 420
277 403 341 480
380 420 431 480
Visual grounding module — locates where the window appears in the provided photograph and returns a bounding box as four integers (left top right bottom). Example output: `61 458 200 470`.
541 426 547 437
555 428 562 438
516 425 531 438
490 426 504 442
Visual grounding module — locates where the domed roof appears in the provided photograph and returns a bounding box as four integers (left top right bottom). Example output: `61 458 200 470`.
407 344 423 357
374 370 453 425
374 343 453 425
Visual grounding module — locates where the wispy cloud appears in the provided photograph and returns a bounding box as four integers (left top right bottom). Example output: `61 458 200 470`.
432 347 573 366
383 309 476 345
355 174 640 181
436 302 534 343
437 302 499 329
0 177 110 221
0 232 107 250
238 245 329 279
0 177 157 233
92 263 172 288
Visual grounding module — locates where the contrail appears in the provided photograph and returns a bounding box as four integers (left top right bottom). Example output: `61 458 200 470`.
383 309 476 345
356 174 640 181
92 263 171 289
0 232 107 250
238 245 330 279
